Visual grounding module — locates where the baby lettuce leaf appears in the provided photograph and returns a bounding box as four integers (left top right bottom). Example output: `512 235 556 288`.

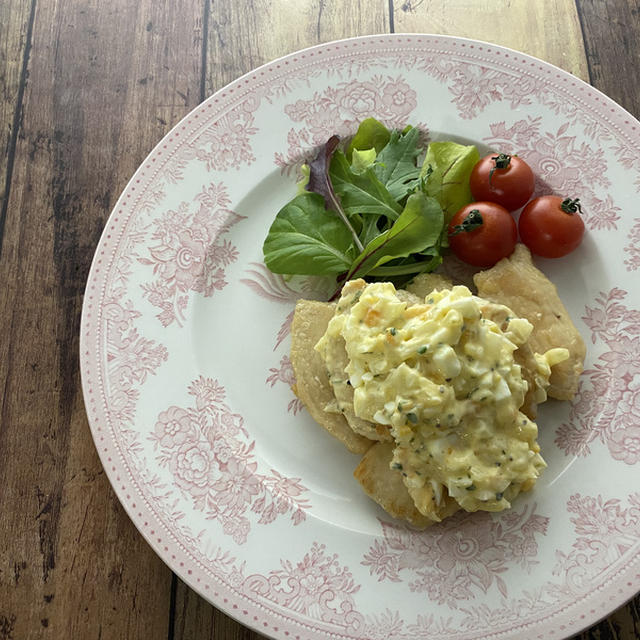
369 252 443 278
359 215 383 247
420 141 480 221
344 192 444 282
307 134 341 209
263 192 356 275
307 136 363 252
350 148 377 174
346 117 391 159
373 126 422 201
262 123 468 294
330 151 402 220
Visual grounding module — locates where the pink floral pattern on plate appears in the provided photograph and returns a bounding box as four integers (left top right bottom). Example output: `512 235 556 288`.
240 262 331 305
191 101 260 171
556 288 640 463
104 295 168 433
151 376 310 544
402 53 622 145
362 503 547 607
354 492 640 638
222 491 638 639
275 75 423 173
415 58 534 120
266 355 303 415
624 218 640 271
80 35 640 640
455 492 640 634
160 99 262 180
244 542 364 631
137 183 245 327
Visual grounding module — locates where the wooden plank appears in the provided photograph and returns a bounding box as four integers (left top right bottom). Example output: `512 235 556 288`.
0 0 204 637
171 3 393 638
393 0 589 81
575 0 639 118
204 0 390 95
0 0 34 242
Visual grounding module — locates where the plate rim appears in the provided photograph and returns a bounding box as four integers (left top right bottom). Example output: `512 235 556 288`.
80 32 640 640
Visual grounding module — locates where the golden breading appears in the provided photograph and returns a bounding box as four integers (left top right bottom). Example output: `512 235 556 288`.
353 442 459 527
474 244 586 400
319 327 393 442
405 272 454 298
290 300 372 454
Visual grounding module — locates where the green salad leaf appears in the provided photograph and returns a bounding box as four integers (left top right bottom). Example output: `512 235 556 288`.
420 141 480 221
346 117 391 159
330 151 402 221
373 126 422 201
263 192 356 275
359 215 383 247
307 135 363 251
350 148 377 174
262 120 479 299
345 192 444 281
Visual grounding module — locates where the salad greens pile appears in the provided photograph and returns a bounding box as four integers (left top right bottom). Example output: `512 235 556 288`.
262 118 479 297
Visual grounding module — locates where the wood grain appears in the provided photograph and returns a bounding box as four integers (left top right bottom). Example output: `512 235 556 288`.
576 0 640 118
1 0 638 638
204 0 390 96
0 0 203 637
393 0 589 82
0 0 34 247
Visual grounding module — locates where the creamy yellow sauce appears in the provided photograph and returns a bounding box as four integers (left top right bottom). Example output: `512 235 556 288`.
316 279 568 515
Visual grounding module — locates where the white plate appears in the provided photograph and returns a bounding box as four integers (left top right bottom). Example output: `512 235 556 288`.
80 34 640 639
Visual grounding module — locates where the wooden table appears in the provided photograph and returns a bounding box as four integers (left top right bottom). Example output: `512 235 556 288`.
1 1 639 638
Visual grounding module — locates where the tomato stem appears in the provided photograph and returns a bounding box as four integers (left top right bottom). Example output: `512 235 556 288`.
560 197 582 214
489 153 511 184
450 209 483 236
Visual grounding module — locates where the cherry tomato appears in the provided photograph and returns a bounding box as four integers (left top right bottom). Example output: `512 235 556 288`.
470 153 535 211
518 196 585 258
448 202 517 267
